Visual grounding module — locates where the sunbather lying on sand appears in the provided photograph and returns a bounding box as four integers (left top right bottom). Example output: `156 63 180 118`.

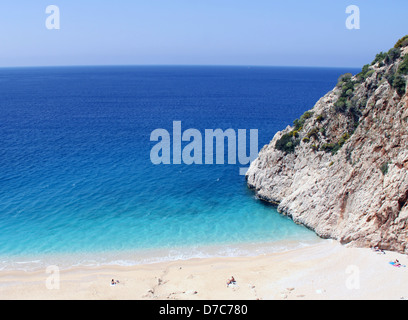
372 246 385 254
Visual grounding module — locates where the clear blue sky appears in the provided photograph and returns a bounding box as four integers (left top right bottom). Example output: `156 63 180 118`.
0 0 407 68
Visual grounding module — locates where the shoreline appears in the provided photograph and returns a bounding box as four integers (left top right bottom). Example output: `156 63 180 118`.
1 240 407 300
0 238 323 272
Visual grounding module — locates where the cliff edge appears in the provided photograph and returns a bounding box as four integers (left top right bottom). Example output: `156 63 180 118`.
246 36 408 253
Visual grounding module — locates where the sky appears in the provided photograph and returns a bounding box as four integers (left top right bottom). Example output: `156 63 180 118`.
0 0 407 68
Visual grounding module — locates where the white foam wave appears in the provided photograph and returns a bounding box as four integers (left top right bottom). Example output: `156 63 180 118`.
0 238 325 272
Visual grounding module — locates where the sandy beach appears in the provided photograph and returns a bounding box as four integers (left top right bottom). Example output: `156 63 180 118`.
0 240 407 300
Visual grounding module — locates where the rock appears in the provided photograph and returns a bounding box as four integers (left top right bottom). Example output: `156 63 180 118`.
185 290 198 295
246 39 408 254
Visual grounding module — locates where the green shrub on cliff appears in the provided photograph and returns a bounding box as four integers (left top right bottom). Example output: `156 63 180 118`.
275 133 300 153
356 64 377 82
316 114 324 122
307 127 319 139
385 54 408 96
385 70 396 87
337 73 353 87
320 143 336 152
364 70 375 78
334 97 347 112
371 52 387 65
398 54 408 75
394 35 408 49
301 111 314 121
320 132 351 155
380 162 390 175
293 111 314 131
339 132 350 145
393 75 406 96
335 74 358 113
360 64 370 75
387 48 401 64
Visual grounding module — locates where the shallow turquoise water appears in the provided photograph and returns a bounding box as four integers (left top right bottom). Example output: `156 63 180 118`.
0 66 358 269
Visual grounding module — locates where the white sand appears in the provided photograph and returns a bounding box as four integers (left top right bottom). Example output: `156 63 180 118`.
1 240 407 300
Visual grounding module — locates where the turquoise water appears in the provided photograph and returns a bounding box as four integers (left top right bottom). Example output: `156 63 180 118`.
0 66 358 270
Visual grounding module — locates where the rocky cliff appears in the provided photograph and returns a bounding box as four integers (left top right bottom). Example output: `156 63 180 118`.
246 36 408 253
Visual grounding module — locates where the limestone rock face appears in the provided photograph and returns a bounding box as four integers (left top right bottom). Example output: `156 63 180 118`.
246 42 408 253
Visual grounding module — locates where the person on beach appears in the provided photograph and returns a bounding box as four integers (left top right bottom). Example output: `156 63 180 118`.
372 246 385 254
227 276 236 287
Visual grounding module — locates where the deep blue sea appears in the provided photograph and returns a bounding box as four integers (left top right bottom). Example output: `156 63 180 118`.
0 66 358 270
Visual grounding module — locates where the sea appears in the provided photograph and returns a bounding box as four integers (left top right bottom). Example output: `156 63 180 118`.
0 65 359 271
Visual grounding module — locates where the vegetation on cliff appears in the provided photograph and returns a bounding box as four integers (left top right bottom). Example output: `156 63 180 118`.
275 35 408 155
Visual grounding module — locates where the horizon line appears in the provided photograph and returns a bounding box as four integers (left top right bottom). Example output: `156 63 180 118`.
0 63 362 70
